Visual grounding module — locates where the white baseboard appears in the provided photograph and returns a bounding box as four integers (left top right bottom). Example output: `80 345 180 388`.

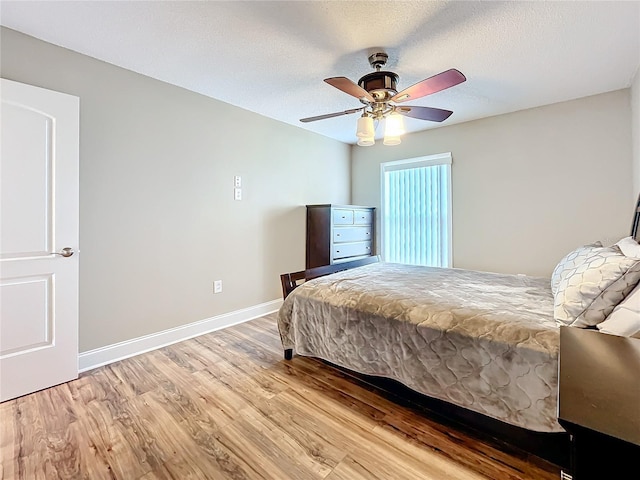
78 298 283 373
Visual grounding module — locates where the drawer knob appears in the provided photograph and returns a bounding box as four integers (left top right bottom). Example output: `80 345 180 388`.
337 233 340 236
366 247 370 250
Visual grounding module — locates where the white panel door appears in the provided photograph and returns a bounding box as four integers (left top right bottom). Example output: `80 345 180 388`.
0 78 79 402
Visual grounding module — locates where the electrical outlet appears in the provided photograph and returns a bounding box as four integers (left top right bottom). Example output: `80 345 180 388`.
213 280 222 294
234 188 242 200
234 175 242 188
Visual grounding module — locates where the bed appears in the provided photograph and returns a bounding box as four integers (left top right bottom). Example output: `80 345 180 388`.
277 195 640 464
279 259 561 432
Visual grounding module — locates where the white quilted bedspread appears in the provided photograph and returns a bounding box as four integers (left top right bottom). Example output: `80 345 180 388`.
277 262 563 433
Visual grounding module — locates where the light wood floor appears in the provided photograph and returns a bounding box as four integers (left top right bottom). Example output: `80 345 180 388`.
0 314 561 480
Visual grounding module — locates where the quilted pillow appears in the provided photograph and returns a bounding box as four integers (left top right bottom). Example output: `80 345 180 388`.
554 245 640 328
598 283 640 337
550 241 603 296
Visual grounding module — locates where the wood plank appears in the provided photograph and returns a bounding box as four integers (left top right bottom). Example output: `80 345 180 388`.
146 348 251 429
65 419 118 480
79 398 154 479
217 414 324 480
3 393 58 479
323 454 385 480
0 399 19 479
128 394 241 480
243 393 349 472
236 403 338 478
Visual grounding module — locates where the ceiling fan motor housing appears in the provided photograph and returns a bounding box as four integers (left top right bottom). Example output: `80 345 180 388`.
358 71 399 101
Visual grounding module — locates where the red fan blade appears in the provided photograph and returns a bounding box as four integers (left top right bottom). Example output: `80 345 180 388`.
325 77 375 103
395 106 453 122
300 108 362 123
391 69 466 103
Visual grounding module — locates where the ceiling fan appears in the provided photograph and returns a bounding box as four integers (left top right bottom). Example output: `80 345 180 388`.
301 52 466 145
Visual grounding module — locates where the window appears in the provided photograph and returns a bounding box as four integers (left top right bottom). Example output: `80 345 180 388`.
381 153 452 267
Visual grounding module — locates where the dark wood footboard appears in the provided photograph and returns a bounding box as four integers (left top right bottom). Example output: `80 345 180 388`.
280 255 380 300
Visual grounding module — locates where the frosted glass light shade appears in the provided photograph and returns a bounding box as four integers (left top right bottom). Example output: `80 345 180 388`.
356 116 375 138
385 113 405 137
383 113 404 145
383 135 401 146
357 136 375 146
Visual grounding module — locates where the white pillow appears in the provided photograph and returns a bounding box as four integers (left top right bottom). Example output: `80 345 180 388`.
550 242 603 296
614 236 640 258
554 245 640 328
598 283 640 337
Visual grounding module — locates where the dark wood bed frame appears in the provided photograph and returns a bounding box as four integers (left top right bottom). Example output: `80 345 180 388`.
276 194 640 469
632 193 640 242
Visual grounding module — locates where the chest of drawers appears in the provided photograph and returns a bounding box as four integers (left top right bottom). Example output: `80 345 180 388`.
306 204 375 269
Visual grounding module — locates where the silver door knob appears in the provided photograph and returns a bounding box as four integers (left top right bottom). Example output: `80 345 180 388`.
51 247 74 257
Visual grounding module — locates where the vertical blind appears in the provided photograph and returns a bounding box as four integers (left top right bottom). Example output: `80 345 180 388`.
382 161 451 267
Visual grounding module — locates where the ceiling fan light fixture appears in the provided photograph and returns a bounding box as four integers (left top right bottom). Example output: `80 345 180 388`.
357 137 375 147
382 112 404 146
383 135 401 146
356 116 375 138
385 112 405 137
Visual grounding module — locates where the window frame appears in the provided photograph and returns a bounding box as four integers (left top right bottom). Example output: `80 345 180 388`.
379 152 453 267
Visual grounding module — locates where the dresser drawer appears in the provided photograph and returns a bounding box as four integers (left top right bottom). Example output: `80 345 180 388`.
332 209 354 225
333 226 372 243
333 241 372 260
354 209 373 225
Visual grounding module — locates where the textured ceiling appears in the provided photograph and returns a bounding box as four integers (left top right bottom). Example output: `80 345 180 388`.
1 1 639 144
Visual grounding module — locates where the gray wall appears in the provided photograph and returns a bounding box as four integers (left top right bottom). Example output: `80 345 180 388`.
352 90 633 277
1 28 350 352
